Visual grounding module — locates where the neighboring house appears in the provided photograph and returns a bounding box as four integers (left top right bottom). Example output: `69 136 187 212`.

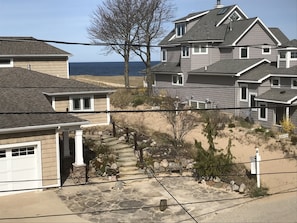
0 37 70 78
0 67 114 195
152 3 297 130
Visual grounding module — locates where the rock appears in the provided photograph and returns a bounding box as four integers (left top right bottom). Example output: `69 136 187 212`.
160 159 169 168
213 176 221 183
168 162 181 172
110 163 118 170
186 163 194 170
153 161 160 170
200 179 207 187
239 183 246 193
150 141 157 147
118 136 126 142
113 181 125 190
230 180 235 185
180 158 188 168
226 185 232 192
232 184 240 192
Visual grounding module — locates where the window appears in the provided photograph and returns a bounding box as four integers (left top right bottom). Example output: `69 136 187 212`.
70 96 94 111
189 100 206 109
262 46 271 54
240 85 248 101
271 77 280 88
181 46 190 58
249 93 257 111
193 44 208 54
229 11 241 21
279 51 286 59
172 73 183 86
176 23 186 37
291 51 297 59
258 103 267 121
292 79 297 89
161 49 167 62
0 150 6 158
12 147 35 157
0 58 13 67
240 47 249 59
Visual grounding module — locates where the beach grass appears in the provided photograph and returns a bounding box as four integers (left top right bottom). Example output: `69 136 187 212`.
71 74 144 87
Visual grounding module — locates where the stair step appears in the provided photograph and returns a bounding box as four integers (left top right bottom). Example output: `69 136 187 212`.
119 166 139 172
112 144 131 150
117 156 137 162
117 161 137 167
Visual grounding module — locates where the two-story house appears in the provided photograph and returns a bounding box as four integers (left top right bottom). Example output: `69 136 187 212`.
152 3 296 130
0 37 70 78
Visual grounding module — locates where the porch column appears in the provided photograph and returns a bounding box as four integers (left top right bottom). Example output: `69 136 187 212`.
286 106 290 120
63 131 70 157
72 129 86 184
74 129 84 165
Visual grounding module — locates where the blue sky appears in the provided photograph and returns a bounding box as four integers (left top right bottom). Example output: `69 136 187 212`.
0 0 296 62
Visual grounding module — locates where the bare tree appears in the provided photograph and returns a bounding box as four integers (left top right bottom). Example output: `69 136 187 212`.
88 0 140 88
133 0 175 96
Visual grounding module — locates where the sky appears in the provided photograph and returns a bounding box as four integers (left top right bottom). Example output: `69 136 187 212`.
0 0 296 62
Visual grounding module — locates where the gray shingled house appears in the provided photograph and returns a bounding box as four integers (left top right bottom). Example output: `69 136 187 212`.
0 67 114 195
151 3 297 130
0 37 70 78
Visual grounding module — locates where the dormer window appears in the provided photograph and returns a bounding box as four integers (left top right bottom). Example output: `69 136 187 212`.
229 11 241 21
176 23 186 37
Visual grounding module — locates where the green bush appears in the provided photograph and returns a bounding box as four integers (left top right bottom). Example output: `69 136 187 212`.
249 186 269 197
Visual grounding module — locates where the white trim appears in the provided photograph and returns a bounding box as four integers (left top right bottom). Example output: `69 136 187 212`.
192 43 208 54
0 121 89 134
55 131 61 187
51 96 56 110
176 23 186 38
172 73 184 86
240 84 248 102
216 5 249 27
181 46 190 58
236 59 270 77
258 102 268 121
249 92 257 111
44 90 115 96
189 100 207 109
254 98 291 104
271 77 280 88
161 49 167 62
106 94 111 124
0 58 13 68
232 17 281 46
66 58 70 79
69 95 94 112
262 45 271 55
239 47 249 59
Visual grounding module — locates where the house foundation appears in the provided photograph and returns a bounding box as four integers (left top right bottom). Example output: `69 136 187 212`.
72 164 87 184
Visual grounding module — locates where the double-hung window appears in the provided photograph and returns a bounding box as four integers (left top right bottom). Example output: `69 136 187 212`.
240 47 249 59
262 46 271 55
292 78 297 89
192 44 208 54
70 96 94 111
181 46 190 58
258 103 267 121
176 23 186 37
190 100 206 109
240 84 248 101
291 51 297 59
172 73 184 86
271 77 280 88
161 49 167 62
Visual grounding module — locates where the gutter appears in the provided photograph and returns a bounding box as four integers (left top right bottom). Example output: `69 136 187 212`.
0 121 89 134
43 90 116 96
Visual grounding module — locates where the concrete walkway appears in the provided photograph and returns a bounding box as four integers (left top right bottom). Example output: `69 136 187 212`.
0 190 90 223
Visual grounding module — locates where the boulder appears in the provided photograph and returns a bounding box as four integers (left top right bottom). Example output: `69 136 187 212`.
110 163 118 170
118 136 126 142
168 162 181 172
186 163 194 170
213 176 221 183
153 161 160 170
160 159 169 168
232 184 240 192
239 183 246 193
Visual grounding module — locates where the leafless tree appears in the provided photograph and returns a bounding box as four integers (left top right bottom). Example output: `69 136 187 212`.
133 0 175 96
88 0 140 88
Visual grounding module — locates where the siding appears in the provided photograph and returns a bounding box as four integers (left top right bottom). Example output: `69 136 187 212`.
0 130 58 187
190 45 220 70
14 57 69 78
166 47 181 63
235 23 278 61
55 96 69 112
220 48 233 60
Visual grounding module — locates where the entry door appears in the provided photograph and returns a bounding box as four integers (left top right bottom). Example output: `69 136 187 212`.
275 106 285 125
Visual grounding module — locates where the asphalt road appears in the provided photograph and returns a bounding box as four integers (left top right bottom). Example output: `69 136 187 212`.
203 190 297 223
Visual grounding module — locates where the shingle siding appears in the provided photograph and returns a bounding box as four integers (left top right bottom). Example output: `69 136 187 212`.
166 48 181 63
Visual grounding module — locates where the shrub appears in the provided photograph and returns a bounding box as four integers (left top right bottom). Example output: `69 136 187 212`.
280 118 295 134
249 186 269 197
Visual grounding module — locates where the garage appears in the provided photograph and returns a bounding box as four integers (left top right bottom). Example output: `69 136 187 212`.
0 142 42 196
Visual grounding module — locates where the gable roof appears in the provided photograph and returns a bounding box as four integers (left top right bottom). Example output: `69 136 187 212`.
269 28 290 45
150 62 182 74
0 67 113 131
0 37 70 57
188 58 268 76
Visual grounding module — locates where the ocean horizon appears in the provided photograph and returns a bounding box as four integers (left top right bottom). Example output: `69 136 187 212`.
69 61 160 76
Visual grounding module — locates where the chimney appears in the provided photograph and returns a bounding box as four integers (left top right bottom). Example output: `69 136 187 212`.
216 0 224 8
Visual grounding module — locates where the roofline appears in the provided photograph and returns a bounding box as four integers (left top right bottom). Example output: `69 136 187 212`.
239 73 297 83
254 98 292 104
236 59 271 76
0 121 89 134
174 11 209 23
232 18 282 46
44 90 115 96
216 5 249 27
188 40 224 43
0 54 71 57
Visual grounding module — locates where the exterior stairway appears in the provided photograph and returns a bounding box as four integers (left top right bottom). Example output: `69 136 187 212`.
101 135 146 180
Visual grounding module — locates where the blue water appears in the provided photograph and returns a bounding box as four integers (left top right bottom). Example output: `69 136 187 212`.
69 61 159 76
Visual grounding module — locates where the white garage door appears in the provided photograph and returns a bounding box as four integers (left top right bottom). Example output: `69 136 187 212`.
0 142 41 196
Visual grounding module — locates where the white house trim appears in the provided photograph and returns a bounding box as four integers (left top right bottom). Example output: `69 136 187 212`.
216 5 248 27
55 131 61 187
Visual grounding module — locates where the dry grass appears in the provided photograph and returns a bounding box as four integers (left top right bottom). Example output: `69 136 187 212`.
71 75 144 88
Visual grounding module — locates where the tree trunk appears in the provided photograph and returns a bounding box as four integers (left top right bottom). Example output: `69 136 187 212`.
146 45 153 96
124 52 130 88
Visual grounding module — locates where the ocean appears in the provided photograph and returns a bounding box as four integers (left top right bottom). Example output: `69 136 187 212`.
69 61 159 76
